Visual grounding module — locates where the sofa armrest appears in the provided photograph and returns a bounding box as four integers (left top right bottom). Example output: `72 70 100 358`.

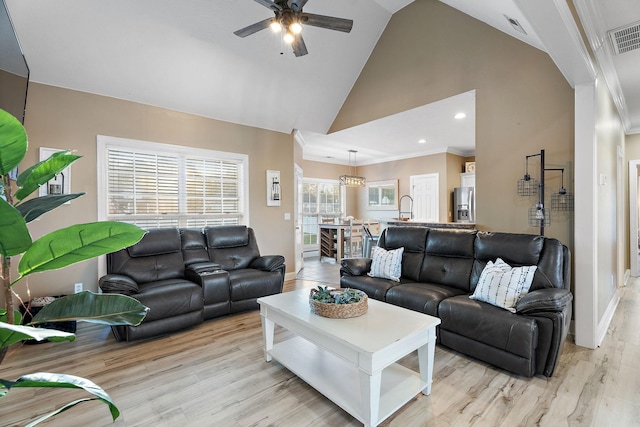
185 262 222 275
99 274 140 296
340 258 372 277
516 288 573 314
250 255 285 272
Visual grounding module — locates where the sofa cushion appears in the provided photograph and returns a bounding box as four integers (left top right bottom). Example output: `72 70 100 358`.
127 228 181 257
180 228 210 266
136 279 204 322
474 232 544 265
470 258 536 312
385 282 467 316
380 227 427 281
368 246 404 282
114 251 186 283
425 228 476 257
439 295 538 359
205 226 260 270
206 225 250 248
227 269 283 301
471 232 544 290
419 228 477 292
340 275 403 301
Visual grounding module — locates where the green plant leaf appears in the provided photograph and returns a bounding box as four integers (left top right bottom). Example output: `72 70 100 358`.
24 398 114 427
0 197 32 257
15 193 85 223
31 291 148 326
14 151 81 202
17 222 146 279
0 109 27 175
0 372 120 423
0 321 75 348
0 310 23 325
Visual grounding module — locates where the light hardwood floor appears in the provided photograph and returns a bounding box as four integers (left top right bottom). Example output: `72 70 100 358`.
1 259 640 426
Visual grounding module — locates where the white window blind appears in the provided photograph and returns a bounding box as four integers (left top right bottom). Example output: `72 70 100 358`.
98 136 248 228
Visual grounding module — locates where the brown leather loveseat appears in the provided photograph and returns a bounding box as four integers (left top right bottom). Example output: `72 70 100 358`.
99 225 285 341
340 226 572 378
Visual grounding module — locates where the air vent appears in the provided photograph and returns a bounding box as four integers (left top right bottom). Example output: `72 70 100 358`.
608 21 640 55
504 14 527 35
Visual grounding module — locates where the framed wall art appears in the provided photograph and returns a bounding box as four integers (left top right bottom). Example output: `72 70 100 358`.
38 147 72 198
266 169 281 206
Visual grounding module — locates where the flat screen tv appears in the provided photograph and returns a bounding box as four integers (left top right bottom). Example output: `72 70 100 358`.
0 0 29 124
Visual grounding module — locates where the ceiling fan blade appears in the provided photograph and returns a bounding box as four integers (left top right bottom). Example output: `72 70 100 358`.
290 0 309 12
252 0 282 12
234 17 273 37
292 34 308 57
300 13 353 33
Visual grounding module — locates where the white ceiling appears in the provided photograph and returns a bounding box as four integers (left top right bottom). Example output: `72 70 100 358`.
4 0 639 165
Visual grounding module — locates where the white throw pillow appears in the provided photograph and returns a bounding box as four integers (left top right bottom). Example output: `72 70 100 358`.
470 258 537 313
368 246 404 282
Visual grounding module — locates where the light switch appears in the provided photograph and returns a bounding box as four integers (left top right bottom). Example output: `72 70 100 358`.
284 212 291 220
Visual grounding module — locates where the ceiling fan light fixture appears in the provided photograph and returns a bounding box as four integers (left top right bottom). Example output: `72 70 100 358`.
290 21 303 34
233 0 354 57
283 30 295 44
270 19 282 33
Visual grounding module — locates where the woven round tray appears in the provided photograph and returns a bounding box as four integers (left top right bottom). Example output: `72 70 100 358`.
309 288 368 319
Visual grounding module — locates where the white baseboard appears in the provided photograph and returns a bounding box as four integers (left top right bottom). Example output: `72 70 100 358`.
595 289 621 347
285 271 297 282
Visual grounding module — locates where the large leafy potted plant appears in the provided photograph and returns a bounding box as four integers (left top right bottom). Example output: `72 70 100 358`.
0 108 149 425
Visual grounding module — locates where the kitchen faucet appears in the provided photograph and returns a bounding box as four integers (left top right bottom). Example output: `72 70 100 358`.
399 195 413 220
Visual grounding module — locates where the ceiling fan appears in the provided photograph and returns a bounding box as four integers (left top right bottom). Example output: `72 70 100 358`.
234 0 353 57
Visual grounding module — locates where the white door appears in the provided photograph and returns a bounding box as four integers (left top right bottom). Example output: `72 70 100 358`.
294 164 304 274
410 173 439 222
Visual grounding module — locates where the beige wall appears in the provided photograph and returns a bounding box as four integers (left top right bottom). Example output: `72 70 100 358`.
331 0 574 248
300 159 350 181
593 78 625 318
10 83 295 302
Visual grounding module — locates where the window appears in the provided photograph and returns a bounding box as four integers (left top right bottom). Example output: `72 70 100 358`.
97 135 248 228
302 179 343 248
367 180 398 210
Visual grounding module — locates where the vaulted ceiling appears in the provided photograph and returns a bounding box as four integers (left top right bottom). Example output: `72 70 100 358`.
4 0 638 165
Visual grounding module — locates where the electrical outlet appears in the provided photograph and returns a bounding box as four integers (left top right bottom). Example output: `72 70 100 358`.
74 283 83 294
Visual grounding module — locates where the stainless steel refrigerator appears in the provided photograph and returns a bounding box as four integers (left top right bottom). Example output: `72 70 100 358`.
453 187 475 223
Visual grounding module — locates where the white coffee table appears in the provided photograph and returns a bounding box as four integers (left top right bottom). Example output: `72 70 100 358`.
257 289 441 427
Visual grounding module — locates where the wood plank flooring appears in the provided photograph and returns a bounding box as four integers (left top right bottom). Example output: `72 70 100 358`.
1 259 640 426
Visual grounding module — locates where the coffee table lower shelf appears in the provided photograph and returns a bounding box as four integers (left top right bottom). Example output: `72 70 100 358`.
269 335 426 426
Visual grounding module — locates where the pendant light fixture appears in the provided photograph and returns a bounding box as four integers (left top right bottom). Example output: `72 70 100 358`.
339 150 366 187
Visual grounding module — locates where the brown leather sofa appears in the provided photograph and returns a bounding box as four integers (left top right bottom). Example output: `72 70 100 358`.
99 225 285 341
340 226 572 377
